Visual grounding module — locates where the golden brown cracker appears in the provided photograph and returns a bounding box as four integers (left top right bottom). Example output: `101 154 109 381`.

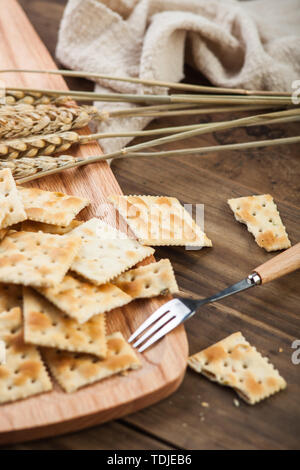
109 195 212 246
188 332 287 404
0 231 81 287
44 332 141 393
228 195 291 251
23 288 107 358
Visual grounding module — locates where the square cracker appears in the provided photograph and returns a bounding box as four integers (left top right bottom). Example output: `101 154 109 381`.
21 219 83 235
109 195 212 246
113 259 179 298
37 274 132 324
0 169 26 229
44 332 142 393
0 284 22 313
188 332 287 405
0 231 81 287
18 186 89 226
0 307 52 404
23 288 107 358
70 218 154 285
228 194 291 252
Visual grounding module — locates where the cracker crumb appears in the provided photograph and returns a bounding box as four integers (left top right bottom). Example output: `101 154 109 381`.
201 401 209 408
279 348 283 353
233 399 240 407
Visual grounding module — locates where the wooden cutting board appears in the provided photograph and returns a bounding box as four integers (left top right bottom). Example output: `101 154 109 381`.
0 0 188 445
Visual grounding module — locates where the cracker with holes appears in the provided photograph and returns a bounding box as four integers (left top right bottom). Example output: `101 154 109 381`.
0 284 22 314
18 186 89 226
109 195 212 247
44 332 141 393
228 195 291 252
70 218 154 285
188 332 286 405
21 219 83 235
0 169 26 229
0 307 52 404
113 259 179 298
0 306 23 335
0 231 81 287
37 274 132 324
23 288 107 358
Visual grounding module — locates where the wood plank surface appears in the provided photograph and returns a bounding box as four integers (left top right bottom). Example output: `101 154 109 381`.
6 421 174 450
0 0 188 445
3 0 300 450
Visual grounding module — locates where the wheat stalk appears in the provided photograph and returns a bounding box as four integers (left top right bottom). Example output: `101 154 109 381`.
123 135 300 157
1 107 299 160
0 68 291 96
6 86 294 106
102 103 281 119
0 95 281 119
81 114 300 139
16 135 300 184
0 155 83 179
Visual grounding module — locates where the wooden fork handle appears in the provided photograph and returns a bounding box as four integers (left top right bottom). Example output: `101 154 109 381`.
254 243 300 284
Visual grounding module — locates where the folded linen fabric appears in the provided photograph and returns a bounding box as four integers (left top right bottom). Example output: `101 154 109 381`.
56 0 300 153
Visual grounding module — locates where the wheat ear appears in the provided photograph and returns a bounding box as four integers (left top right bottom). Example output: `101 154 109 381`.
0 131 80 160
0 104 98 139
0 155 83 179
1 91 72 106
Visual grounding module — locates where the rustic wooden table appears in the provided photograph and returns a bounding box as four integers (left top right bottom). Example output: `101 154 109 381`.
6 0 300 450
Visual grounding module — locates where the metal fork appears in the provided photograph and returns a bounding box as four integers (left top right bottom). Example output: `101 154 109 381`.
129 242 300 352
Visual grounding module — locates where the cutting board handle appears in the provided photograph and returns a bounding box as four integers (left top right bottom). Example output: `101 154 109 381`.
254 242 300 284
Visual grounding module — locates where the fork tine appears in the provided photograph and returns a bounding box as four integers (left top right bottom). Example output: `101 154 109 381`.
132 311 174 348
128 299 177 343
138 316 183 352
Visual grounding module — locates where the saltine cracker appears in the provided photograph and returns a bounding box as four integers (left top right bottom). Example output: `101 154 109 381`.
23 288 107 358
70 218 154 285
109 195 212 246
44 332 141 393
188 332 286 404
228 194 291 251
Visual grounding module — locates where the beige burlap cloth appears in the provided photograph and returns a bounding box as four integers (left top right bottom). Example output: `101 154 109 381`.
56 0 300 153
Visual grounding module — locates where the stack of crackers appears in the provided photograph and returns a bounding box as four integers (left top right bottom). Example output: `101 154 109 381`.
1 169 197 403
